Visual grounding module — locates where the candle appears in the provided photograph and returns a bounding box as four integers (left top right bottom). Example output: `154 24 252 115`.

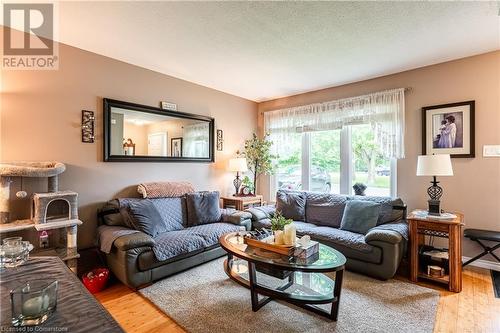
22 296 43 317
274 230 284 245
22 295 50 317
284 224 296 246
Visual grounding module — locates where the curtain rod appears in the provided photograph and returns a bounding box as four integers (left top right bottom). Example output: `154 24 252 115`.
260 87 412 115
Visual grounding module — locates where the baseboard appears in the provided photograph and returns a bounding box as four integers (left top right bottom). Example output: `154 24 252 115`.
462 256 500 272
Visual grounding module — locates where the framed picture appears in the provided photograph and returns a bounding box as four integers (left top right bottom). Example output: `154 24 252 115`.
216 129 223 151
422 101 475 158
171 137 183 157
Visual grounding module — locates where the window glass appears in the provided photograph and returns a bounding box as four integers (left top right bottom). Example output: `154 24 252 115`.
275 132 302 191
351 124 391 196
310 130 341 193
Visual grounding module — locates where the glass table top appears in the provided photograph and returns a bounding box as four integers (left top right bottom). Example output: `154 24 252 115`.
231 260 336 299
220 232 346 272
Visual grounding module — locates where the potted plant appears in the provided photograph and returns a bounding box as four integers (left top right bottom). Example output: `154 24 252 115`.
239 133 277 195
270 211 292 245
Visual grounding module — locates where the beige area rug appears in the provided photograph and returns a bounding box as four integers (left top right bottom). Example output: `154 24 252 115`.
140 258 439 333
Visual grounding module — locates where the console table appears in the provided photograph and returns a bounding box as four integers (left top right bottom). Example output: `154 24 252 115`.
408 210 464 292
221 195 264 211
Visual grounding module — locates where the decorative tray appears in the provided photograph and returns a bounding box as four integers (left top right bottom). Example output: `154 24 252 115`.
244 235 295 256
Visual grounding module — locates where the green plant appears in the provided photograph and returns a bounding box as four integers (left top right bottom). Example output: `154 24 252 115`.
241 176 254 192
270 211 292 231
239 133 277 194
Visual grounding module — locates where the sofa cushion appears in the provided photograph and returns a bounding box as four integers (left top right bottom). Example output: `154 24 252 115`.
340 200 381 235
186 191 222 226
149 222 240 263
149 197 186 230
276 190 307 221
349 196 404 225
188 223 242 246
127 199 168 237
303 227 382 264
305 192 347 227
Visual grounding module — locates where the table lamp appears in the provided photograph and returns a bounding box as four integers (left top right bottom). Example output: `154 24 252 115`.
228 158 248 196
416 154 453 216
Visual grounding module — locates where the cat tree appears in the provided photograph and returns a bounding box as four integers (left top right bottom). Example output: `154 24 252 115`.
0 162 82 272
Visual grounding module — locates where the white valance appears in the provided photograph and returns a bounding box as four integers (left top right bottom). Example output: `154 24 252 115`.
264 88 405 159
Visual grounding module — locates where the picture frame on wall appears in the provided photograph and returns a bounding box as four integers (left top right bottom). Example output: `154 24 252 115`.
422 100 475 158
171 137 183 157
216 129 223 151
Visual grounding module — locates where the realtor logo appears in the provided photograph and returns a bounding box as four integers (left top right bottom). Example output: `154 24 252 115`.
2 2 59 69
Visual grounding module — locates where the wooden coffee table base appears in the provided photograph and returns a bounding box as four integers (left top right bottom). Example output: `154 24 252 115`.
223 254 344 321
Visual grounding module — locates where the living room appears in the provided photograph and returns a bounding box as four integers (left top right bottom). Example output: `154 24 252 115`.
1 1 499 332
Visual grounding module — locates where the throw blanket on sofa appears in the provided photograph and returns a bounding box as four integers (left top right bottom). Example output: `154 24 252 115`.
98 225 140 253
372 222 409 240
137 181 195 198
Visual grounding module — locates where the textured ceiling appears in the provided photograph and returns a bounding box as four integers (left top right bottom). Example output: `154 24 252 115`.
53 1 500 101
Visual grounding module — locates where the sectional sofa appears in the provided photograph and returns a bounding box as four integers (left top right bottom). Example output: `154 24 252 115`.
247 191 408 280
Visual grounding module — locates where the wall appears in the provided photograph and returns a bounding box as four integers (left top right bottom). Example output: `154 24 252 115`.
123 122 148 155
1 32 258 248
258 51 500 263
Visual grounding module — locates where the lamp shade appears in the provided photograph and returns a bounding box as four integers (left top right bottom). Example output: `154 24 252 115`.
228 158 248 172
416 154 453 176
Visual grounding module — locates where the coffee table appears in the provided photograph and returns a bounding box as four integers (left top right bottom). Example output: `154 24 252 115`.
219 232 346 321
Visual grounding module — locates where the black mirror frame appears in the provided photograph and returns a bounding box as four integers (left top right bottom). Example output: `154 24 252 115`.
103 98 215 163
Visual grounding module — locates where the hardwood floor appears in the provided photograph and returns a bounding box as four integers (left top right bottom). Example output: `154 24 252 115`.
95 266 500 333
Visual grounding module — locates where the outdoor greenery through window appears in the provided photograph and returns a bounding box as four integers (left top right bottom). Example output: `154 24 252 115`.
274 125 395 197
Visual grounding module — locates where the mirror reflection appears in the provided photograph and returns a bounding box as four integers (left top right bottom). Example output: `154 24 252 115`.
109 107 210 158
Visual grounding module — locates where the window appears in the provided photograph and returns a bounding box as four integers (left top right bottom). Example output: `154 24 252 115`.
351 124 393 196
310 130 341 193
272 125 396 197
275 132 302 191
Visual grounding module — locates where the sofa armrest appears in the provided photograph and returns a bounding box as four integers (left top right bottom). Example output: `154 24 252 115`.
113 232 155 251
365 229 403 245
222 210 252 230
246 205 276 222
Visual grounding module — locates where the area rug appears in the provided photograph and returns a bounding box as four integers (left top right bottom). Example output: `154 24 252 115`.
140 258 439 333
492 270 500 298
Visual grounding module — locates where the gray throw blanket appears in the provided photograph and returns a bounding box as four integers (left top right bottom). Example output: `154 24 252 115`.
98 225 139 253
371 221 409 240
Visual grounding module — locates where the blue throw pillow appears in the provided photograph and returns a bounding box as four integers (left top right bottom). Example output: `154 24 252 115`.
186 191 222 226
340 200 381 235
128 199 167 237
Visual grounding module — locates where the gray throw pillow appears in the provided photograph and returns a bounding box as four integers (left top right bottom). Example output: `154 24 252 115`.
276 190 306 221
340 200 381 235
127 199 167 237
186 191 222 226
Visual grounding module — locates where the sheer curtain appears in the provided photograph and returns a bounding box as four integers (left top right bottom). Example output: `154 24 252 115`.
182 123 209 158
264 88 405 159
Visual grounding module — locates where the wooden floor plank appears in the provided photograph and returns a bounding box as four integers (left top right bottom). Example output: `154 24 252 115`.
94 267 500 333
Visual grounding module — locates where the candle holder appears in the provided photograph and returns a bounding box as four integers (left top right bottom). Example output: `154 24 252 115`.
0 237 33 268
10 280 58 326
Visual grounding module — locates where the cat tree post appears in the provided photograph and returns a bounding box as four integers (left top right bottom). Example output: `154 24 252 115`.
0 176 11 224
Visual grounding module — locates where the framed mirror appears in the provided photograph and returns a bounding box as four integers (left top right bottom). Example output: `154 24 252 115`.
103 98 214 162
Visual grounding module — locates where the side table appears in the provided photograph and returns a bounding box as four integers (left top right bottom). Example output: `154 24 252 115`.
221 195 264 211
408 210 464 292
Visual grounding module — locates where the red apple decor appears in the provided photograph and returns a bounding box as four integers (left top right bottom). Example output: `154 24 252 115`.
82 268 110 294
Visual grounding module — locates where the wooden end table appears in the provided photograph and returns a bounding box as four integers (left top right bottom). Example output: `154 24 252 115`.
221 195 264 211
408 210 464 292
